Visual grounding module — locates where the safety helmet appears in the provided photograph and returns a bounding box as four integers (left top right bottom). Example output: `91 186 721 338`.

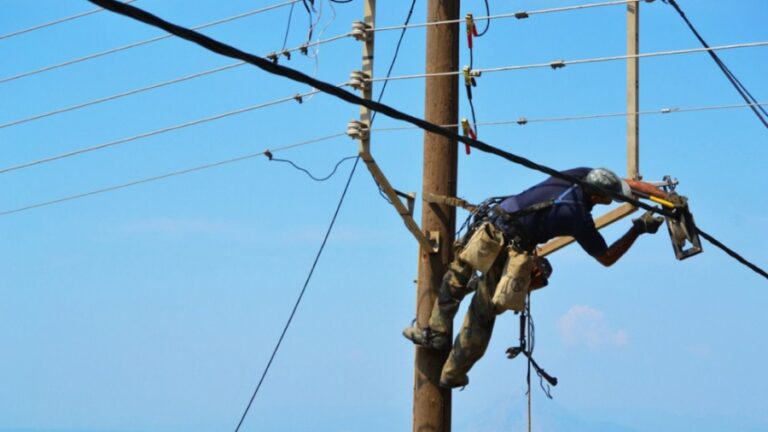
584 168 632 202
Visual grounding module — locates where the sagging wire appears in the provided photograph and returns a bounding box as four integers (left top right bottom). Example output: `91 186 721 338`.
281 2 296 51
0 132 346 217
263 152 357 181
462 11 485 154
233 156 360 432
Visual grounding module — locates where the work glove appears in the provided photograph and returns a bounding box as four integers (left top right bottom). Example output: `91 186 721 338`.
633 210 664 234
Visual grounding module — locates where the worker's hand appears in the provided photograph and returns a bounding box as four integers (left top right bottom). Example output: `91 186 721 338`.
632 210 664 234
667 192 688 209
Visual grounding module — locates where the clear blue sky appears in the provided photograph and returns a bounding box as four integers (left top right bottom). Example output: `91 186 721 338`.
1 1 766 431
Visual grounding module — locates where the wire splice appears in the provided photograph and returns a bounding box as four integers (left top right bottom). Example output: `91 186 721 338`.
550 60 566 69
465 13 479 49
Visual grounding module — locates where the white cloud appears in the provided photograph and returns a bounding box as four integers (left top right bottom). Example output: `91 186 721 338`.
557 305 628 348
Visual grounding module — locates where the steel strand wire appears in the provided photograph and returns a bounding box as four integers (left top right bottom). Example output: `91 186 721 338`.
90 0 768 280
0 82 351 175
0 0 137 41
0 0 299 85
0 132 346 217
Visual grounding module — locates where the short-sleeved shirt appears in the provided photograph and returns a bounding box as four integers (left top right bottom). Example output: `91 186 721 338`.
497 167 608 257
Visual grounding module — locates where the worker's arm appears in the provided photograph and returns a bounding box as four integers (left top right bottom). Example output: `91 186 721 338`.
594 225 642 267
594 211 664 267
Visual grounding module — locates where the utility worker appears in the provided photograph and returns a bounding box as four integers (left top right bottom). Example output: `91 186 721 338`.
403 167 669 388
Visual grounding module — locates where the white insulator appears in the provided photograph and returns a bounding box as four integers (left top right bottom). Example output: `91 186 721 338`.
348 70 369 90
470 69 482 78
351 21 369 41
346 120 368 140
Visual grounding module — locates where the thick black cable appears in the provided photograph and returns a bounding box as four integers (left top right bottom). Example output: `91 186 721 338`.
87 0 662 214
233 156 360 432
662 0 768 128
268 155 356 181
696 228 767 280
90 0 768 280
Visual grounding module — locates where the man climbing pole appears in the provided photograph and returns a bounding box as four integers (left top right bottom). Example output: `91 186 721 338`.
404 167 674 389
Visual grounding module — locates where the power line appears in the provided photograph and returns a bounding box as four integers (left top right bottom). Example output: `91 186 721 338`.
0 132 345 217
369 41 768 82
0 30 351 131
232 157 360 432
372 0 644 33
370 102 768 131
0 83 348 175
696 228 767 280
0 0 137 41
0 1 298 85
90 0 768 280
662 0 768 128
0 62 245 130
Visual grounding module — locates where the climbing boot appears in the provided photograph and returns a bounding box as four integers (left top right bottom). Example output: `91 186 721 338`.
402 323 450 351
439 371 469 389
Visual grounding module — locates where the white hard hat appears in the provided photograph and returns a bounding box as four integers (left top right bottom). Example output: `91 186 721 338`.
585 168 632 202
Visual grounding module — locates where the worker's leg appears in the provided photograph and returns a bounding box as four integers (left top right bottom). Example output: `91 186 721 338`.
427 259 474 334
440 257 505 387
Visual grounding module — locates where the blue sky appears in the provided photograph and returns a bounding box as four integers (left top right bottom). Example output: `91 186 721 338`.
1 1 766 431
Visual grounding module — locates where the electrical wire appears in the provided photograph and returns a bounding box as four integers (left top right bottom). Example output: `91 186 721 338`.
89 0 768 279
696 228 767 280
267 155 357 181
662 0 768 128
476 0 490 37
0 0 137 41
372 0 642 33
232 157 360 432
0 62 246 130
281 2 296 51
369 41 768 82
0 132 345 217
368 102 768 131
0 83 348 175
1 30 351 131
0 1 298 85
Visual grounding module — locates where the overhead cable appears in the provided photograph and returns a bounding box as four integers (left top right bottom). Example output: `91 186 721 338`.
1 30 350 130
89 0 768 279
0 83 347 175
662 0 768 128
0 62 245 130
0 0 298 85
369 41 768 83
232 157 360 432
0 133 345 217
372 0 644 33
368 102 768 132
0 0 137 41
696 228 767 280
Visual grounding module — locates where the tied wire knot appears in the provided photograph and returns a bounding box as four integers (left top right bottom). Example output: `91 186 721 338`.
346 120 369 140
348 70 370 90
351 20 370 41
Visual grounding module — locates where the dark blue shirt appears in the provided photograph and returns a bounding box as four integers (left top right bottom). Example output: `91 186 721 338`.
498 167 608 257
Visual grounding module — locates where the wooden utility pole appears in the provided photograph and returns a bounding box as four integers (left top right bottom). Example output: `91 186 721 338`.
414 0 460 431
627 1 639 179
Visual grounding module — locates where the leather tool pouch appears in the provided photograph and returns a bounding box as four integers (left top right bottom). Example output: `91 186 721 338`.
492 247 534 313
457 221 505 273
